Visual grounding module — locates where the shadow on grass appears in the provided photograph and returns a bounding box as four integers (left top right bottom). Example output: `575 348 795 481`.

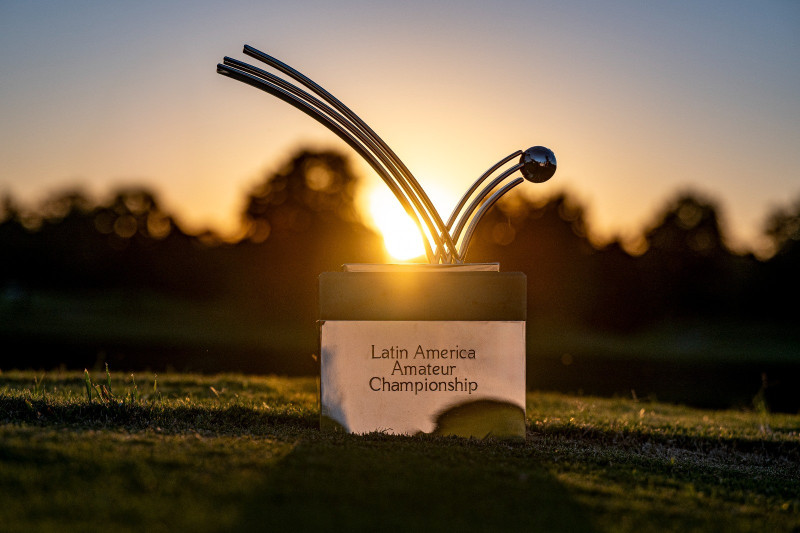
3 390 798 531
0 396 317 437
232 434 597 532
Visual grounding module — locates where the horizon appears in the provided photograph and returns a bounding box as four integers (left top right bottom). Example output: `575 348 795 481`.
0 149 784 261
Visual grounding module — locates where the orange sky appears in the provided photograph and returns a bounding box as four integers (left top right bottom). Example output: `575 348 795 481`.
1 2 798 257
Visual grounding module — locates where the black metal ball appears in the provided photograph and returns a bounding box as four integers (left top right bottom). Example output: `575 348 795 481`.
520 146 556 183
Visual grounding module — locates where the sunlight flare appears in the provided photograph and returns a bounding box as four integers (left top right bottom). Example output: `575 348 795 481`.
367 188 426 261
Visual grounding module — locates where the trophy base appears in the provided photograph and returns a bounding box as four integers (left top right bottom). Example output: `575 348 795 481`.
318 264 526 439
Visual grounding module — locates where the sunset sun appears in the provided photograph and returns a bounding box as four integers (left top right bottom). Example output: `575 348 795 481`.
367 188 426 261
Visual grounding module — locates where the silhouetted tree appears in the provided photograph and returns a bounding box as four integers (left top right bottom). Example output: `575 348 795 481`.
639 191 743 318
242 150 360 240
765 197 800 258
754 197 800 319
589 239 652 329
0 195 36 286
466 192 598 325
230 149 385 319
0 189 100 288
0 187 220 296
99 187 221 295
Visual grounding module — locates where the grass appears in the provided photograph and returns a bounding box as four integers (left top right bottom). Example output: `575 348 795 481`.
1 370 798 532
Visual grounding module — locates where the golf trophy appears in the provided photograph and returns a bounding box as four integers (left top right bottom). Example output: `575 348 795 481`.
218 45 556 439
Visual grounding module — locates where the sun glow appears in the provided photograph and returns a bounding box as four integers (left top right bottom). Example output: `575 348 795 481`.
367 188 426 261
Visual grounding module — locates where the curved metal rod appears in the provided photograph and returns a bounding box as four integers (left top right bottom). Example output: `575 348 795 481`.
222 57 447 260
217 63 436 262
450 162 524 249
445 150 522 230
433 150 522 262
458 177 524 262
242 45 458 260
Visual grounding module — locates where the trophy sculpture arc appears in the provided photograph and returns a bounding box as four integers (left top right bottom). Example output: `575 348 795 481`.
217 45 556 264
218 45 556 439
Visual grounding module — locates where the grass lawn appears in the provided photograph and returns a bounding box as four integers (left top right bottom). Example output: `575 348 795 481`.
1 370 798 532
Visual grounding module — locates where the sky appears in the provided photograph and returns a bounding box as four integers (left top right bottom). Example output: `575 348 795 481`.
1 1 798 256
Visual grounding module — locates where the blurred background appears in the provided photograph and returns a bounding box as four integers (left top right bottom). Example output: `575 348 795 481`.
1 1 798 411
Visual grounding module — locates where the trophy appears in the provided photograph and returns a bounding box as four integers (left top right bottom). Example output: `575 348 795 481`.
219 45 556 439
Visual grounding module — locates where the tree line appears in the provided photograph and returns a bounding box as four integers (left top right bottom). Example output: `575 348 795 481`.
2 148 798 330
